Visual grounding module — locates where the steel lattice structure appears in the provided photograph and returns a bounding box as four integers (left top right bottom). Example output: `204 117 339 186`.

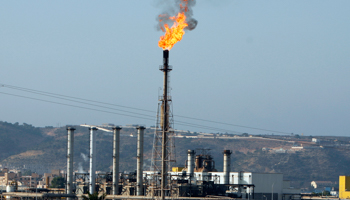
150 50 176 199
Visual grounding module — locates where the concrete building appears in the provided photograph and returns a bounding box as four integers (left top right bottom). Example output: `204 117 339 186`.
0 169 62 189
311 180 335 189
330 190 339 197
283 180 302 200
144 171 300 200
312 138 319 143
207 172 299 200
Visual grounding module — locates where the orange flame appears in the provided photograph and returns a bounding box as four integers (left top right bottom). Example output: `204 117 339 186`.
158 12 188 50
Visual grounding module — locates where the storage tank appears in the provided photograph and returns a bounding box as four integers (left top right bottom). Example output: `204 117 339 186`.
6 185 15 192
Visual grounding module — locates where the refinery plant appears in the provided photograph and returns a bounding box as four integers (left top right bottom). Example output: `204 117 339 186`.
1 51 301 200
2 0 350 200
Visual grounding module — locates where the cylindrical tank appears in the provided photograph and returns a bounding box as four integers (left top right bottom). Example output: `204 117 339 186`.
46 176 50 188
204 160 212 171
223 150 232 184
66 127 75 198
112 126 122 195
6 185 15 192
195 155 201 169
89 127 98 194
136 126 145 196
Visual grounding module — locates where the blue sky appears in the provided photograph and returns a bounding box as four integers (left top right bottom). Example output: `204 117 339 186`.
1 1 350 136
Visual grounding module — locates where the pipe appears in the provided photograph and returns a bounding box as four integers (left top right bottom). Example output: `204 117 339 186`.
66 127 75 198
136 126 145 196
223 150 232 184
187 150 195 179
89 127 98 194
112 126 121 195
163 49 169 66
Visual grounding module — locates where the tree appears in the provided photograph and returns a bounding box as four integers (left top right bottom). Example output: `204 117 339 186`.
242 133 249 137
50 177 65 188
323 191 330 196
82 192 106 200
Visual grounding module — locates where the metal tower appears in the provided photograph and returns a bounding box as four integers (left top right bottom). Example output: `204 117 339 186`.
150 50 176 198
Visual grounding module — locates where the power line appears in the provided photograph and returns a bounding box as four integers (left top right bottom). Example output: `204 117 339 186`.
1 84 154 113
0 83 292 134
1 85 155 118
175 115 291 134
0 83 291 134
0 91 155 121
0 91 240 134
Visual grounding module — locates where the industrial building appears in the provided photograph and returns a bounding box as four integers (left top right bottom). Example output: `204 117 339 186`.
1 125 301 200
142 149 300 200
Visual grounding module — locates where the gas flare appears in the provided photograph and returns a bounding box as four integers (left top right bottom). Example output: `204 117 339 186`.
157 0 197 50
158 12 188 50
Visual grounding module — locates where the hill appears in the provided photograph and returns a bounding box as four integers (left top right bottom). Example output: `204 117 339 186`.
0 121 48 161
1 121 349 190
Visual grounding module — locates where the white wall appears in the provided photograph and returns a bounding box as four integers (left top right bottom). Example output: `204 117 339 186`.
208 172 253 185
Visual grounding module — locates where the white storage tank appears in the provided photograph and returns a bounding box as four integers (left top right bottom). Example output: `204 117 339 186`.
6 185 15 192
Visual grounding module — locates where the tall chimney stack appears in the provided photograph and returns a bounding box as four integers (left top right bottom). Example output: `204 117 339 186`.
223 150 232 185
136 126 145 196
66 127 75 199
112 126 122 195
160 50 171 199
187 150 195 180
89 127 98 194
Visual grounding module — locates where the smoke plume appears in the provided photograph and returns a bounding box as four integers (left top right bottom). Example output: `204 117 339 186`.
78 162 85 173
156 0 198 32
77 153 89 173
81 153 88 162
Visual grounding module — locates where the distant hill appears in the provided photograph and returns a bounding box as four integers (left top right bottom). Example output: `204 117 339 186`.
0 121 48 160
1 121 350 190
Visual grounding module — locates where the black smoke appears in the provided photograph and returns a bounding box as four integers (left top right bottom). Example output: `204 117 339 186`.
156 0 198 32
